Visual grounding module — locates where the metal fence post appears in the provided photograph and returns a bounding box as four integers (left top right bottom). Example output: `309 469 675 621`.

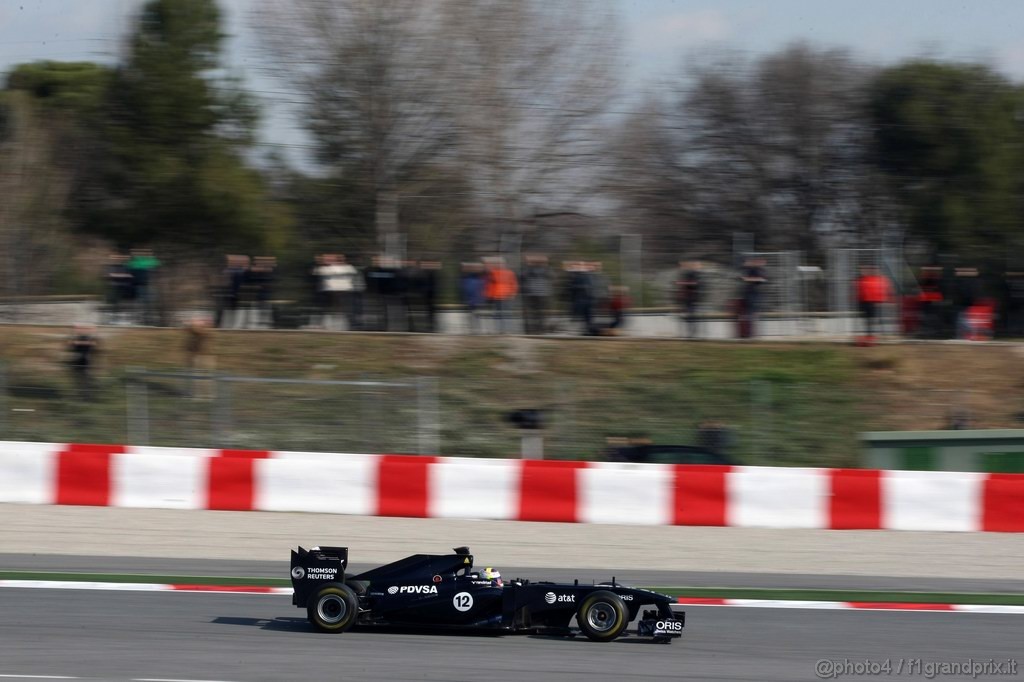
358 373 369 453
416 376 440 455
749 379 774 462
620 233 643 307
214 376 233 447
0 363 7 437
126 375 149 445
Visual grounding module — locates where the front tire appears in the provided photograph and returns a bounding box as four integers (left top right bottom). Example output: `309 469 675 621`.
307 583 358 633
576 590 628 642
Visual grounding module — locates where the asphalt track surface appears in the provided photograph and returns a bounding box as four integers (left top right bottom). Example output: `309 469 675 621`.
0 587 1021 682
7 504 1024 581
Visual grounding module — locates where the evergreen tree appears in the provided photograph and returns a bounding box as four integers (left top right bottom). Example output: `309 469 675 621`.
869 60 1024 264
80 0 287 253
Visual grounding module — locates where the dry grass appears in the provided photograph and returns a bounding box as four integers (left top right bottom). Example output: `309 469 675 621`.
1 326 1021 465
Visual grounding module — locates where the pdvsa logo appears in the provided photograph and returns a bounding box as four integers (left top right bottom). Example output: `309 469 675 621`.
390 585 439 595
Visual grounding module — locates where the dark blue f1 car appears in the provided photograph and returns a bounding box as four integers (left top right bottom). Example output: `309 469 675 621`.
290 546 685 643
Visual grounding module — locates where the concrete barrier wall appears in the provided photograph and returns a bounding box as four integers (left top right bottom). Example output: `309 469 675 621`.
0 299 872 339
1 441 1021 532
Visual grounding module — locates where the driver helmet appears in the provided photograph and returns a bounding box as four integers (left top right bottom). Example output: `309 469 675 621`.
478 566 502 587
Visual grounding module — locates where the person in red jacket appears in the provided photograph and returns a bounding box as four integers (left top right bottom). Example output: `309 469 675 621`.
485 256 519 334
856 265 892 344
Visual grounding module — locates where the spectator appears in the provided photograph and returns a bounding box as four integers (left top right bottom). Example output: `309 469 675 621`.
697 419 732 456
127 248 161 325
333 254 360 330
917 265 944 339
420 260 441 333
249 256 277 328
316 254 358 331
738 258 767 338
963 298 996 341
309 255 329 328
363 255 385 330
1003 270 1024 337
521 254 552 335
675 260 703 339
66 324 99 399
460 262 486 334
953 267 980 339
183 315 215 399
399 259 423 332
104 253 133 325
349 256 366 331
855 264 892 345
565 261 598 335
220 255 249 329
606 285 631 334
947 404 971 430
485 256 518 334
587 261 609 335
367 255 402 331
564 261 589 334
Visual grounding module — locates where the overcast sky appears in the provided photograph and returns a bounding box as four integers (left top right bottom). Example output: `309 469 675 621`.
3 0 1023 161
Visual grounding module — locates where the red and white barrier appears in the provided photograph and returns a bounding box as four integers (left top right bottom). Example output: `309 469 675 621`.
1 442 1022 532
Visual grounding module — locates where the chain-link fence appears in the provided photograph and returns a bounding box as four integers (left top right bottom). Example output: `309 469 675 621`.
123 370 439 453
0 240 927 341
1 361 1017 465
742 251 802 315
828 247 906 334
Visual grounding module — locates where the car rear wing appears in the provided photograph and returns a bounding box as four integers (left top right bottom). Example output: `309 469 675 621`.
290 546 348 607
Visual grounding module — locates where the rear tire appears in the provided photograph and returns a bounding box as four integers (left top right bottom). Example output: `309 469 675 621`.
576 590 628 642
307 583 358 633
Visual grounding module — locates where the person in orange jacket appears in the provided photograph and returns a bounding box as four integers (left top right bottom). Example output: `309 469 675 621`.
856 264 892 344
485 256 519 333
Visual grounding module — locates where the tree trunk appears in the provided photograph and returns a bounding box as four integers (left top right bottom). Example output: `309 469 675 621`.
375 186 399 253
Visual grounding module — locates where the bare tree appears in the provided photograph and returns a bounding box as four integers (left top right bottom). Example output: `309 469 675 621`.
442 0 621 248
256 0 462 248
612 44 886 265
255 0 620 253
0 92 73 296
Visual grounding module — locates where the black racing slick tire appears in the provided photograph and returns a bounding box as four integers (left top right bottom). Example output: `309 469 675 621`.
576 590 628 642
307 583 358 633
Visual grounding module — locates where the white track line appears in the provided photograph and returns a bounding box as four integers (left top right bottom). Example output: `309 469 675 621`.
0 581 166 592
0 581 289 595
678 599 1024 614
135 678 240 682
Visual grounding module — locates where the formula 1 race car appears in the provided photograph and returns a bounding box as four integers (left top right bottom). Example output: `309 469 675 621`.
289 545 685 643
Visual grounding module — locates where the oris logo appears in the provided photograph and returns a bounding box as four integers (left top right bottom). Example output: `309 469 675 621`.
656 620 683 631
290 567 305 580
620 594 633 601
389 585 439 595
